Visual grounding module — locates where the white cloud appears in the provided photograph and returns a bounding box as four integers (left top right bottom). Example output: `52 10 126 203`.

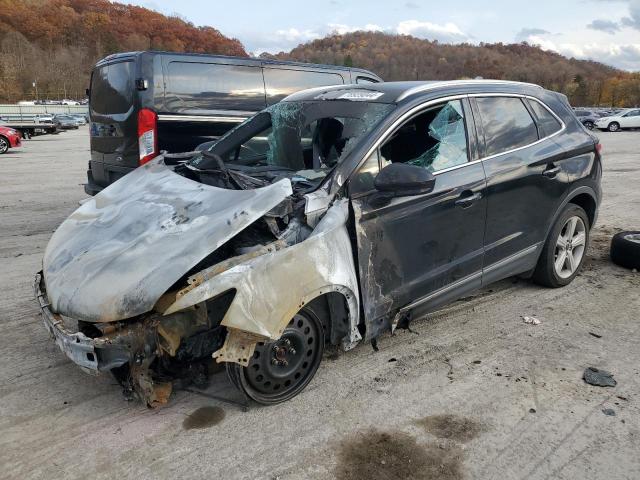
327 23 385 35
395 20 468 42
515 28 551 42
324 19 470 43
251 19 470 55
522 32 640 70
273 28 320 43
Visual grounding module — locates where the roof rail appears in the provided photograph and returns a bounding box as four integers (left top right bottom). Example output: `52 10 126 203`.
396 80 543 102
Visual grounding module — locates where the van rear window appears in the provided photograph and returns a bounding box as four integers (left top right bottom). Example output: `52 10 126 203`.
165 62 266 113
90 61 134 115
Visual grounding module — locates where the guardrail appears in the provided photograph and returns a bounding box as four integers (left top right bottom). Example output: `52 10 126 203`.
0 104 89 122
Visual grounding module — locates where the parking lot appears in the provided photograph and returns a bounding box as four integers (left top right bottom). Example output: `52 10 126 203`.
1 128 639 479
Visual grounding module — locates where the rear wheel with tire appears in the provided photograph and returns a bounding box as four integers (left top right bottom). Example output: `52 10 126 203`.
610 231 640 270
533 204 590 288
583 121 594 130
0 136 9 154
608 122 620 132
226 306 325 405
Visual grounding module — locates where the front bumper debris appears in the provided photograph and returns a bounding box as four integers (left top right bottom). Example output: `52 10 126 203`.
35 271 101 373
34 271 137 374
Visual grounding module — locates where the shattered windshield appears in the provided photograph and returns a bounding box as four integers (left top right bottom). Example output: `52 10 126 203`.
188 100 394 188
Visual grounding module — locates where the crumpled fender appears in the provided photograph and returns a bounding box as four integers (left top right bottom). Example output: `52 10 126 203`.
161 199 361 362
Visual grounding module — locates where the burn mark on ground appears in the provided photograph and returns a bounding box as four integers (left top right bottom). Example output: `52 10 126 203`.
415 414 485 443
335 429 463 480
182 406 225 430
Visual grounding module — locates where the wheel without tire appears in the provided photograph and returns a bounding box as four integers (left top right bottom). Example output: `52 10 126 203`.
226 306 325 405
608 122 620 132
610 231 640 270
533 204 590 288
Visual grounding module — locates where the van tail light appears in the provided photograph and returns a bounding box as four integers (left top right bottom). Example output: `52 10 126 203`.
138 108 158 165
596 142 602 155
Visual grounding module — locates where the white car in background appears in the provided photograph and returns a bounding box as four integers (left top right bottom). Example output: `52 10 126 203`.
595 108 640 132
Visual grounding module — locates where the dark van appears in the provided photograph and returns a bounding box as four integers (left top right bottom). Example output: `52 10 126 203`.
85 51 381 195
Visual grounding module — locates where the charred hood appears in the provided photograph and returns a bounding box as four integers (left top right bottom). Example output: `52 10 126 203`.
43 158 293 322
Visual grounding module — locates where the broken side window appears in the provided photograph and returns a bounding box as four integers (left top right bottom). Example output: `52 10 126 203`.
380 100 469 173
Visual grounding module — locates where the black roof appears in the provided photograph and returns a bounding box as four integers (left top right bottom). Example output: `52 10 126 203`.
284 80 546 104
94 51 380 78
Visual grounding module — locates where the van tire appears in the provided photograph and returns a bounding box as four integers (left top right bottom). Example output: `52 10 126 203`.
533 204 590 288
610 231 640 270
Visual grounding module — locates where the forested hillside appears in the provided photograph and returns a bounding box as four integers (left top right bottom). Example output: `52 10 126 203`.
0 0 246 101
0 2 638 106
267 32 640 107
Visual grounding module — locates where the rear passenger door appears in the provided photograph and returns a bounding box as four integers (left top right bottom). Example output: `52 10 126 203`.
263 68 346 105
472 95 567 284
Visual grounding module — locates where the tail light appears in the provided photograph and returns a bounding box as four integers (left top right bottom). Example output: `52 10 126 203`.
596 142 602 155
138 108 157 165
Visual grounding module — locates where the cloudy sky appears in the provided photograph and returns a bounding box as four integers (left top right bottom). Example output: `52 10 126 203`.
129 0 640 71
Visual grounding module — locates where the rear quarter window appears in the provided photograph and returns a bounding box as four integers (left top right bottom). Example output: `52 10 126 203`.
90 61 134 115
264 68 345 104
528 100 563 137
475 97 539 157
165 62 266 114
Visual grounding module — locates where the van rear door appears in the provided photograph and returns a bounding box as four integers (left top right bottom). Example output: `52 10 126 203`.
89 60 138 184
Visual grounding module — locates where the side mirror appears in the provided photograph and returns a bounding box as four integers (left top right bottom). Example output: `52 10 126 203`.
374 163 436 196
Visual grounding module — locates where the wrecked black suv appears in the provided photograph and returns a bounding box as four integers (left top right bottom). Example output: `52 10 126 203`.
36 80 602 406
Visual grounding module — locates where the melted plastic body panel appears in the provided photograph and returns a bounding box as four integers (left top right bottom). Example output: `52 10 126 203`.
163 199 361 345
43 157 292 322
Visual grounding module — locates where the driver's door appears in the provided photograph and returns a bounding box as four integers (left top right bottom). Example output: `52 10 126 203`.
349 98 487 338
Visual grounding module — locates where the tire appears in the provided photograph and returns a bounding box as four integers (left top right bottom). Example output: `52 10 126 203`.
226 305 325 405
610 231 640 270
533 204 590 288
608 122 620 132
583 121 594 130
0 136 9 154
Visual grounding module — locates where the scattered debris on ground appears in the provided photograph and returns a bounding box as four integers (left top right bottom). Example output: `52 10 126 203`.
602 408 616 416
583 367 617 387
589 332 603 338
522 315 541 325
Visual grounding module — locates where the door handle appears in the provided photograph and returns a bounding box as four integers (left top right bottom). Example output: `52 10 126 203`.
542 164 561 178
455 191 482 208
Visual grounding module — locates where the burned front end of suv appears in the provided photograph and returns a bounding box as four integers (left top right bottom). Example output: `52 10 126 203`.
36 97 393 406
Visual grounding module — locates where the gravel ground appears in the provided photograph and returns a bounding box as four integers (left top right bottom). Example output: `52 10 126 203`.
1 128 639 480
